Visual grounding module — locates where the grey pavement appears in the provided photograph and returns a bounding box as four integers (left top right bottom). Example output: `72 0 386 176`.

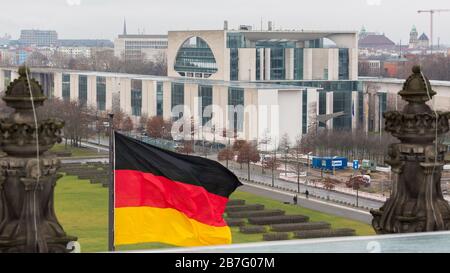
230 168 384 210
238 183 373 224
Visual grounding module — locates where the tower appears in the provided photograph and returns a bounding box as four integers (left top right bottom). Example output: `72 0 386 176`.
123 18 127 35
409 25 418 49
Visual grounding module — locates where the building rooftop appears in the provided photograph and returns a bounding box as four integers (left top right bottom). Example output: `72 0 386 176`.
419 33 429 41
359 34 395 48
117 34 168 39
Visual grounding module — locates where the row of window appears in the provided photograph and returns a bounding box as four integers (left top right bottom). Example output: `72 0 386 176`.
175 37 218 77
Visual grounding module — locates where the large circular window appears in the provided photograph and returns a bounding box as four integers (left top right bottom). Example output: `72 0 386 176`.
174 37 218 78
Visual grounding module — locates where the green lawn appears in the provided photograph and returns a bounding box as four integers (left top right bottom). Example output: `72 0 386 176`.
50 143 106 157
55 175 375 253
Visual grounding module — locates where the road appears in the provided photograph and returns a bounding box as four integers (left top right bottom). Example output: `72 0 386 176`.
230 168 384 210
239 183 372 224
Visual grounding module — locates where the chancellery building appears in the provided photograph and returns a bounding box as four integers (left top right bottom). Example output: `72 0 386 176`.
6 24 430 146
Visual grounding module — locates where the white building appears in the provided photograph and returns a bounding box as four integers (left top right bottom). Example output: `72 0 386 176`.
57 47 92 59
114 34 168 62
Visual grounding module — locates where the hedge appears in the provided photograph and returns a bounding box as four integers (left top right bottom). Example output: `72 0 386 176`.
248 215 309 225
270 222 331 232
227 209 285 219
225 204 265 213
293 228 356 239
227 199 246 206
262 233 290 241
225 218 246 227
239 226 267 234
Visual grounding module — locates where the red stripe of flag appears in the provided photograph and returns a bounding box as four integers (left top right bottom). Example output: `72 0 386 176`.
114 170 229 227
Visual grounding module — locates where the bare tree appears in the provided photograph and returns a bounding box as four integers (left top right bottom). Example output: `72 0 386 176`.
37 98 95 147
262 155 280 187
122 116 134 132
177 140 194 155
218 147 234 168
279 133 291 176
236 141 260 181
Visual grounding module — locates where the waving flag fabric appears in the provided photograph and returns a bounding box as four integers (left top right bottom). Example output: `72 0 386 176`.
113 132 241 247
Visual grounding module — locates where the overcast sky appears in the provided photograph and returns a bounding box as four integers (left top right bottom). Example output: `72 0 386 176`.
2 0 450 45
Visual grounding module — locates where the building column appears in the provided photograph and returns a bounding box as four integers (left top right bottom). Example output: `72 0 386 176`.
303 48 313 80
326 92 334 129
70 74 79 102
285 48 294 80
307 88 318 134
162 81 172 120
54 73 62 99
351 91 358 130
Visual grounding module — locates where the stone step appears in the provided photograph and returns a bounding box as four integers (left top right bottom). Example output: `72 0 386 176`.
225 204 264 213
248 215 309 225
227 209 285 218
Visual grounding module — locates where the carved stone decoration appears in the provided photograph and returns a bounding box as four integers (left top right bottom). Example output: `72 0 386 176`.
371 66 450 233
0 67 76 253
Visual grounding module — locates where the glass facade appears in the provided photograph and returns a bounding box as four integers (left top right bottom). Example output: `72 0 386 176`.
198 85 213 126
78 75 87 106
227 33 248 48
96 76 106 111
302 91 308 134
171 83 184 120
174 37 218 78
62 74 70 101
156 82 164 117
358 92 364 128
318 92 327 128
270 48 285 80
256 49 260 80
131 79 142 116
339 49 350 80
294 48 304 80
309 39 323 48
230 48 239 81
379 92 387 130
228 87 244 132
333 91 352 129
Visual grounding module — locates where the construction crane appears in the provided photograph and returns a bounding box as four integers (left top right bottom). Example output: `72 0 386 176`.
417 9 450 51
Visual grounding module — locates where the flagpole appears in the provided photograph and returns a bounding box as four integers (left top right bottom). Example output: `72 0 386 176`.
108 113 115 252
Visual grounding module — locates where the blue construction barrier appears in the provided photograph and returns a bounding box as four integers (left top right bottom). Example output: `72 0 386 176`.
312 157 348 171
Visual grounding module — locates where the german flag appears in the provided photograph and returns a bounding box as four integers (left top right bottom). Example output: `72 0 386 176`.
113 132 242 247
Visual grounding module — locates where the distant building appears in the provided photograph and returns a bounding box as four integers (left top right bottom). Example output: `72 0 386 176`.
382 58 408 77
359 34 395 49
16 48 32 65
58 39 113 48
19 29 58 47
114 20 168 62
418 33 430 48
359 59 381 76
57 47 92 58
409 26 418 49
358 26 377 40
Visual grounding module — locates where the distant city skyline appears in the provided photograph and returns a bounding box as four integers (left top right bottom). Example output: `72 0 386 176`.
1 0 450 45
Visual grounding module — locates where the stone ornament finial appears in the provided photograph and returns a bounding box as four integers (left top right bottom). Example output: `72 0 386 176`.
3 66 46 109
398 65 436 103
0 67 76 253
371 65 450 234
